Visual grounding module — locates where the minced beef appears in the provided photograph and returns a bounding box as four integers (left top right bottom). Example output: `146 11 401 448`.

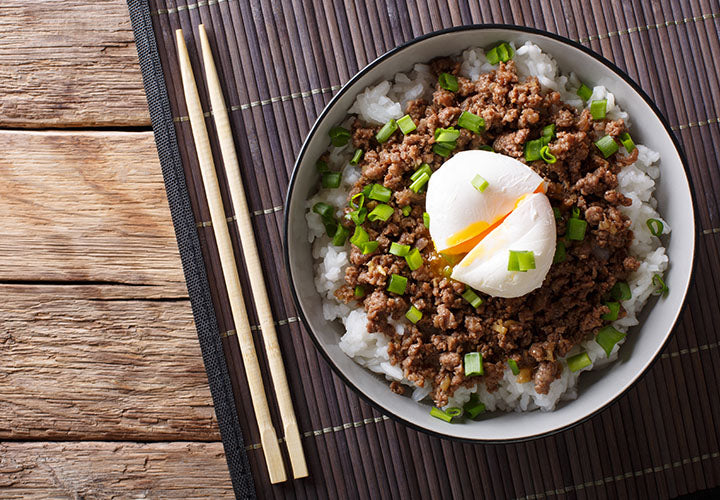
340 59 637 407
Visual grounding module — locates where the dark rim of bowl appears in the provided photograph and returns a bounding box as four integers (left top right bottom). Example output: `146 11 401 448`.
283 24 698 444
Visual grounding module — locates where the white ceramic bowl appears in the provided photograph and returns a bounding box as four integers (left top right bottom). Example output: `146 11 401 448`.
284 26 696 441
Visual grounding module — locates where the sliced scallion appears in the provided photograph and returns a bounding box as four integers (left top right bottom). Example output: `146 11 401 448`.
576 83 593 101
595 135 619 158
553 241 567 264
462 287 483 308
553 207 562 220
567 218 587 241
313 202 334 220
350 225 369 247
361 240 379 254
402 206 412 216
387 274 408 295
410 163 432 182
646 218 664 237
350 193 365 210
486 41 514 64
652 274 669 297
571 207 580 219
430 406 454 422
464 352 484 377
471 174 489 192
397 114 417 134
405 305 422 324
540 145 557 164
508 250 535 272
432 142 454 157
329 126 351 147
389 242 410 257
464 399 486 419
435 127 460 143
332 225 349 246
354 285 365 298
350 148 364 165
321 171 341 188
620 132 635 153
458 111 485 134
405 248 423 271
409 172 430 193
610 281 631 301
376 119 398 143
524 139 544 162
347 207 367 225
438 72 458 92
595 325 626 357
315 160 329 173
508 250 520 272
567 351 592 372
601 301 620 322
423 212 430 228
542 123 556 142
367 203 394 222
507 359 520 376
590 99 607 120
368 183 392 202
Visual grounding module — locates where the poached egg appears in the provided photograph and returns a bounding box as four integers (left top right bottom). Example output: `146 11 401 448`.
425 150 556 298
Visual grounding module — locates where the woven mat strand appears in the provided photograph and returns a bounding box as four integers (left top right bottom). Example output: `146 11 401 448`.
142 0 720 498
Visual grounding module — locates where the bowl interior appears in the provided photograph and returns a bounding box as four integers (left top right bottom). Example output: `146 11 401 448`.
285 27 695 441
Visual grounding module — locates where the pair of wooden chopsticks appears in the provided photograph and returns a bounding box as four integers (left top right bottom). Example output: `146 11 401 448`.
175 25 307 484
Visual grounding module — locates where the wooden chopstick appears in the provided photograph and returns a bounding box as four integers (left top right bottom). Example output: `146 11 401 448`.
175 28 287 485
198 24 308 480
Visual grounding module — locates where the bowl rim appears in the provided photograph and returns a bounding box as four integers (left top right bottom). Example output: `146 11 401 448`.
283 23 698 443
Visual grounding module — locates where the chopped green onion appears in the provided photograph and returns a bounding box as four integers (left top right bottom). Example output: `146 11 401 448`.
376 119 398 143
405 248 423 271
478 144 494 152
471 174 489 192
354 285 365 298
595 135 619 158
524 139 544 162
405 305 422 324
620 132 635 153
389 242 410 256
610 281 631 301
313 202 334 220
464 399 486 419
458 111 485 134
507 359 520 376
368 203 394 222
402 206 412 216
576 83 593 101
350 148 364 165
438 72 458 92
646 218 664 237
602 301 620 321
540 145 557 164
567 218 587 241
315 160 329 173
553 241 567 264
432 142 454 157
361 184 372 198
507 250 520 271
329 126 351 147
409 172 430 193
652 274 669 297
567 352 592 372
410 163 432 182
542 124 556 142
464 352 484 377
486 42 514 64
387 274 408 295
590 99 607 120
350 193 365 210
368 183 392 202
350 225 369 247
517 251 536 271
553 207 562 220
397 114 417 134
332 224 349 246
435 127 460 143
462 287 483 308
571 207 580 219
361 240 379 254
595 325 626 357
347 207 367 225
321 171 341 188
445 407 463 417
430 406 454 422
423 212 430 227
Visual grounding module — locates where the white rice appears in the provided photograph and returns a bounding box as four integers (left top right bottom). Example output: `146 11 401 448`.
307 41 669 413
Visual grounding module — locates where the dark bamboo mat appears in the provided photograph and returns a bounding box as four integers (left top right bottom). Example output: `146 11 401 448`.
130 0 720 498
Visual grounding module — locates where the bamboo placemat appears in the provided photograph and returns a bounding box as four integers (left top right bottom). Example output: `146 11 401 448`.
129 0 720 497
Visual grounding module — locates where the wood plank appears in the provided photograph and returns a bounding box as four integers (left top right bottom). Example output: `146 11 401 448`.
0 441 232 498
0 130 186 294
0 284 219 441
0 0 149 128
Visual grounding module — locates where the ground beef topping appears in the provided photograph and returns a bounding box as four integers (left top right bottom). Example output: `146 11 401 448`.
341 59 637 407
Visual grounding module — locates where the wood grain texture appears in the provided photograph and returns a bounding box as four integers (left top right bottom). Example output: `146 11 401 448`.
0 130 186 294
0 441 232 498
0 284 219 441
0 0 149 128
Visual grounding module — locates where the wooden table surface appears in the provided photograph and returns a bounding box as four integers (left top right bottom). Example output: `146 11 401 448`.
0 1 234 497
